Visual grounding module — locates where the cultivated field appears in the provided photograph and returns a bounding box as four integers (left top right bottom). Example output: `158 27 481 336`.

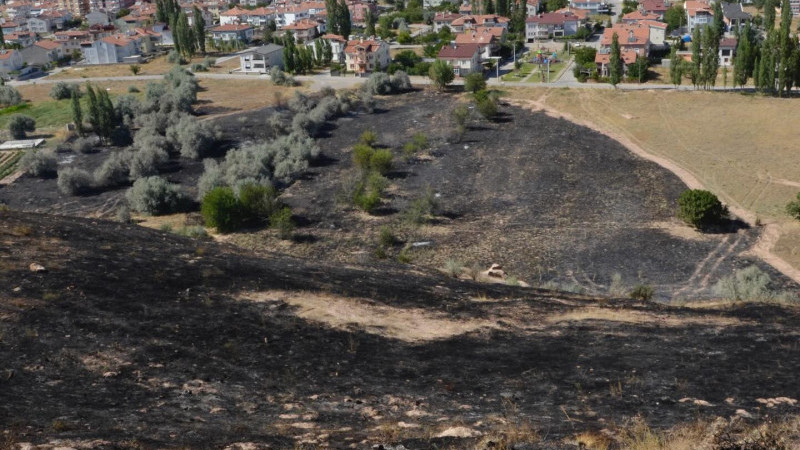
511 87 800 277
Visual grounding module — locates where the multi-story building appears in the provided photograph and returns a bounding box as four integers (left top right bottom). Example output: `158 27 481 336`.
58 0 90 17
343 38 389 76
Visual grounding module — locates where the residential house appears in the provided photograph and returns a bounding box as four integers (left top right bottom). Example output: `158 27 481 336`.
5 31 36 48
347 1 377 25
55 30 91 57
343 38 389 76
27 16 55 34
0 49 25 77
89 0 135 14
449 14 510 32
621 10 661 23
721 2 751 31
719 36 736 66
527 0 541 15
595 47 639 76
57 0 90 16
685 0 713 32
86 9 114 26
219 6 249 25
320 33 346 62
437 42 481 76
20 40 62 67
239 43 284 73
600 23 652 55
432 12 461 32
459 3 472 14
455 28 498 58
281 18 321 43
274 4 311 27
640 20 667 47
210 23 254 43
554 6 590 22
5 2 32 20
639 0 670 19
525 12 580 41
569 0 610 14
1 22 27 34
81 34 142 64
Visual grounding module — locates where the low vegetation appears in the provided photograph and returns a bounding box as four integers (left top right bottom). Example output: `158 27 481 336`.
677 189 729 230
8 115 36 139
20 150 57 178
125 176 186 216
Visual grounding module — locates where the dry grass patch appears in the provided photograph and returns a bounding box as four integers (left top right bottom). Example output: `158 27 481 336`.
17 80 150 103
196 78 304 117
49 55 189 78
241 290 498 343
545 307 747 328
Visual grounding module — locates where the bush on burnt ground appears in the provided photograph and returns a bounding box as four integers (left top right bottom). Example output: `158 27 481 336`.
165 114 217 160
125 176 186 215
94 150 133 187
8 115 36 139
362 72 412 95
200 183 286 233
786 192 800 221
474 90 499 120
713 265 796 303
20 150 57 178
57 167 94 195
677 189 728 230
50 82 81 100
197 131 320 198
129 134 169 180
72 136 99 154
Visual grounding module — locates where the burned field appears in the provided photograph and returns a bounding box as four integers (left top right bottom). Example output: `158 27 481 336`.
0 88 795 301
1 209 800 448
217 91 794 301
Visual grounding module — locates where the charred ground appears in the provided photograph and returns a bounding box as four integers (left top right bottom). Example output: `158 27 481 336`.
1 209 800 448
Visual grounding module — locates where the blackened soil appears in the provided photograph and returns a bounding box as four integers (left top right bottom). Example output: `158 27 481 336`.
1 210 799 448
224 91 796 301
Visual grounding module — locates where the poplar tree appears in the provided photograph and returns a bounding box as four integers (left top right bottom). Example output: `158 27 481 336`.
71 91 83 136
700 25 719 89
609 32 622 87
764 0 776 31
669 46 683 86
690 26 701 88
193 6 206 55
85 84 100 133
365 9 376 36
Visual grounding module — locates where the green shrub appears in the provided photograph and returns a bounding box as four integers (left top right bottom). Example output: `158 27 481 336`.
712 265 795 303
50 82 81 100
359 129 378 146
8 114 36 139
474 90 498 120
20 150 57 178
269 206 294 239
403 188 438 224
128 85 140 93
677 189 728 230
201 186 244 233
57 167 94 195
378 226 397 247
352 172 388 213
370 149 393 175
629 284 654 300
786 192 800 220
353 143 375 171
0 86 22 107
239 183 279 221
444 258 463 277
126 176 185 215
464 72 487 93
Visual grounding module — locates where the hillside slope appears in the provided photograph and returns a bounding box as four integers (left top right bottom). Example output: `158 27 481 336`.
1 210 799 448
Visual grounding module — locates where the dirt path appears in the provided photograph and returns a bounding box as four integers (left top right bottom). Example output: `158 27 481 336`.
508 96 800 288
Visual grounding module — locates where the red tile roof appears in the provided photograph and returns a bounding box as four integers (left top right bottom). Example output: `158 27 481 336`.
437 42 480 59
211 23 253 31
526 12 580 25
